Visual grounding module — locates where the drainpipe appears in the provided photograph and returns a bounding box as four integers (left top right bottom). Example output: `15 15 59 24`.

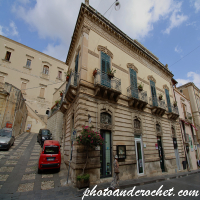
12 91 21 136
1 85 12 128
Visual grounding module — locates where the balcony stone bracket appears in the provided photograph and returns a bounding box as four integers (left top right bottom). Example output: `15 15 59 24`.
128 98 148 110
166 112 179 120
94 86 121 102
150 107 166 117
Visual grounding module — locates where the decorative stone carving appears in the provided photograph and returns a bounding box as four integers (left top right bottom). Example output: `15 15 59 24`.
147 75 156 83
97 45 113 59
127 63 138 73
132 112 143 135
154 118 162 136
100 123 113 130
81 25 90 34
88 49 99 58
163 84 169 90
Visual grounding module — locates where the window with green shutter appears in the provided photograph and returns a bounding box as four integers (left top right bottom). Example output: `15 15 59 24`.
130 68 138 98
165 89 171 112
150 80 158 106
101 51 111 88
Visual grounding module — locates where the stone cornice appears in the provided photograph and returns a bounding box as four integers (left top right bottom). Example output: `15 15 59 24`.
97 45 113 59
127 63 138 73
147 75 156 83
81 25 90 34
177 82 200 93
65 3 173 78
163 84 169 90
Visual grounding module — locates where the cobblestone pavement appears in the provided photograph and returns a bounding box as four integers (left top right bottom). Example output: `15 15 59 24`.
0 132 76 200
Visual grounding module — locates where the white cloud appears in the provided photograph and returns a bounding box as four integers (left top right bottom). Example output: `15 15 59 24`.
43 43 67 62
177 72 200 88
175 45 182 53
9 21 18 36
163 2 188 34
11 0 188 60
191 0 200 13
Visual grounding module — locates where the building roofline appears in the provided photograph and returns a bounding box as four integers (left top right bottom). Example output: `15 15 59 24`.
0 35 66 65
177 82 200 92
66 3 173 77
174 87 190 101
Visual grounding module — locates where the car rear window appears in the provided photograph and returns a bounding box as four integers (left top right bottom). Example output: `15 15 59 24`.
44 146 59 154
0 129 12 137
42 130 51 136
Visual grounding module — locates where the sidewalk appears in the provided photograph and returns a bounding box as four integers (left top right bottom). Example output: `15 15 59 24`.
73 169 200 197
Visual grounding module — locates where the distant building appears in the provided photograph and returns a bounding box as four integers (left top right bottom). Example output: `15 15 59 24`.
0 82 27 136
173 83 199 170
0 35 68 133
55 1 186 186
177 83 200 143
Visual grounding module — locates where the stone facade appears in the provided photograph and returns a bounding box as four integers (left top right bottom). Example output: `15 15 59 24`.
0 82 28 136
177 83 200 143
174 88 199 170
58 3 186 186
0 35 68 133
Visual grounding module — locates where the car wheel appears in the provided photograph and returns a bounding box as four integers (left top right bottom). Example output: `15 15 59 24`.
38 168 41 174
12 142 14 146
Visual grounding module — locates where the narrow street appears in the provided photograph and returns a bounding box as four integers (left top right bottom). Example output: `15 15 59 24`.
0 132 73 199
0 132 199 200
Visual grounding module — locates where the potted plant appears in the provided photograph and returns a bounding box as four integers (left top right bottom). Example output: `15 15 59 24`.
76 125 104 189
158 93 163 100
55 100 60 105
173 101 177 107
59 90 64 97
65 69 72 82
107 68 116 78
93 68 97 77
138 82 144 91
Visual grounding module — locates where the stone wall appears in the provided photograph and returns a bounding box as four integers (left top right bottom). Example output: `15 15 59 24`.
63 90 185 186
47 110 64 143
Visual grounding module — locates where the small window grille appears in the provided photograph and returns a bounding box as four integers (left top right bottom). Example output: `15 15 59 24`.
100 112 111 124
134 119 140 129
156 124 161 132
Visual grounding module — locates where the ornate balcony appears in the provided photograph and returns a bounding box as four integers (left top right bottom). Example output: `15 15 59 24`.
127 86 148 110
94 69 121 102
166 104 179 120
149 96 166 116
185 112 192 124
60 71 79 113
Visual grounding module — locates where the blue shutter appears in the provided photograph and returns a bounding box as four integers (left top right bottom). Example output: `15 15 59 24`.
101 52 111 88
130 68 138 98
74 52 79 86
165 89 171 112
150 80 157 106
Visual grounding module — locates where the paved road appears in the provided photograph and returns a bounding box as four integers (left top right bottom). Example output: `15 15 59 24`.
0 132 72 199
83 173 200 200
0 132 199 200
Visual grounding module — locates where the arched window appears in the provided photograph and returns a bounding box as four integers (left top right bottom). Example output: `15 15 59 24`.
134 119 140 129
100 112 111 125
156 124 161 133
43 65 49 75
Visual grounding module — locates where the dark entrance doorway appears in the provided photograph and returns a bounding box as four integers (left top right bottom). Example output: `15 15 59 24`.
100 130 112 178
157 136 165 172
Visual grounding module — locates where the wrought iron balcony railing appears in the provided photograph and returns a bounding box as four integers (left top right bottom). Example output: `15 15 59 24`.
186 112 192 123
61 71 79 104
127 86 148 103
149 96 166 110
167 103 179 115
94 69 121 92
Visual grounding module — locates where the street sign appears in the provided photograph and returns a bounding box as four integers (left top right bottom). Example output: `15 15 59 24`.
71 129 77 141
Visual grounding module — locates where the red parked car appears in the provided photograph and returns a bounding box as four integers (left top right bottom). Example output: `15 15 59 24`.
38 140 61 173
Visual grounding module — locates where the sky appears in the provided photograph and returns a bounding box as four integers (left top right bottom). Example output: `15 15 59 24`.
0 0 200 88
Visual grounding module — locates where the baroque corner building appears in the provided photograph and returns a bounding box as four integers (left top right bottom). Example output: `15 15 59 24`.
60 3 185 186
